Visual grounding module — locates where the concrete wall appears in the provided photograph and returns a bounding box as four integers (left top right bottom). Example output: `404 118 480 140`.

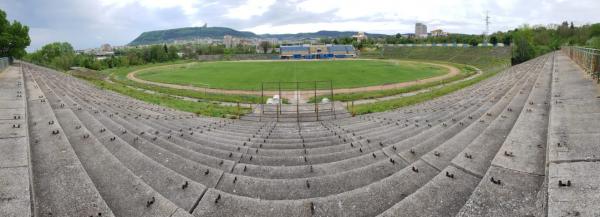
197 54 279 61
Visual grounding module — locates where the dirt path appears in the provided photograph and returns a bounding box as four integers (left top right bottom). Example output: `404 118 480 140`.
126 59 461 103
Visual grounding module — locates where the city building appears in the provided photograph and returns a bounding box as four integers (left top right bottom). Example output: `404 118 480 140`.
352 32 368 42
224 35 257 48
415 23 428 38
223 35 234 48
100 44 113 52
430 29 448 37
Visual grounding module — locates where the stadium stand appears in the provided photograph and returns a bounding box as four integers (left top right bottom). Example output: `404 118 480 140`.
0 50 598 216
280 45 356 59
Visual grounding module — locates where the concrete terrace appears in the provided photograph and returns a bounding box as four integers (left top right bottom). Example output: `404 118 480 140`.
0 51 598 217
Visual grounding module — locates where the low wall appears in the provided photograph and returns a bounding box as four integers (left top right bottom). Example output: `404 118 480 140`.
197 54 279 61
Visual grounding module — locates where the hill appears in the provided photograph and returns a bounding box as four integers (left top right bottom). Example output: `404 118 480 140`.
128 27 389 46
129 27 258 46
261 30 388 40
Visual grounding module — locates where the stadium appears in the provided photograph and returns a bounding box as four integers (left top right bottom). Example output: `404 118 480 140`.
2 3 600 217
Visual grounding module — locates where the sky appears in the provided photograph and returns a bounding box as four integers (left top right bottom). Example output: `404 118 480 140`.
1 0 599 51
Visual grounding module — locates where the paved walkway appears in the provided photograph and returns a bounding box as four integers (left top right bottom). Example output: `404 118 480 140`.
547 52 600 217
0 66 31 217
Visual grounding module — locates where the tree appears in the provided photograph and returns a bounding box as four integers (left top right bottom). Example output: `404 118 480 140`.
167 45 179 60
0 9 31 59
258 41 271 54
468 38 479 47
587 37 600 49
502 34 512 46
41 42 74 61
511 28 535 64
490 36 498 46
319 38 333 44
590 23 600 38
149 45 168 62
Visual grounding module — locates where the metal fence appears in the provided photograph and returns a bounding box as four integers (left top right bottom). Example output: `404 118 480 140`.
259 80 336 122
562 46 600 83
0 57 9 71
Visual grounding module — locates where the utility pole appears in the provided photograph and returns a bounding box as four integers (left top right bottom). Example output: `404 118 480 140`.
484 11 491 44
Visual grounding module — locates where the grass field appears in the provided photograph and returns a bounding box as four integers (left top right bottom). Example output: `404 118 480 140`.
103 62 266 104
135 60 448 90
309 62 477 102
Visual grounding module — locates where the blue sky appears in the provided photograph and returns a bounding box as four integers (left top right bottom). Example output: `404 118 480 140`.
1 0 599 51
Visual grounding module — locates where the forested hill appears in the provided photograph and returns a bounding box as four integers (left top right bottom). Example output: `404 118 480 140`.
128 27 389 46
129 27 257 46
260 31 388 40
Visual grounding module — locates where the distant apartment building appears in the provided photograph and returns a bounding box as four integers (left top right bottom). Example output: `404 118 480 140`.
100 44 113 52
415 23 428 38
224 35 257 48
430 29 448 37
224 35 234 48
80 43 115 60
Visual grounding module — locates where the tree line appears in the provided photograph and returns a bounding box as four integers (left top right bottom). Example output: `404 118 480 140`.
23 43 180 71
23 41 272 71
508 22 600 64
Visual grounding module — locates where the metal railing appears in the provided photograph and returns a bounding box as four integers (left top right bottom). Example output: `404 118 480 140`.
259 80 336 122
562 46 600 83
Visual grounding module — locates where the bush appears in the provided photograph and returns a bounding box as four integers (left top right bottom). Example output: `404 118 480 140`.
586 37 600 49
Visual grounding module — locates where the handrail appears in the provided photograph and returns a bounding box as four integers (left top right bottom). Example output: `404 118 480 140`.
562 46 600 83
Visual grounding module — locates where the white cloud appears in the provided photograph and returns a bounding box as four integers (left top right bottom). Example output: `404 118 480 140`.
245 21 414 34
99 0 205 23
225 0 277 20
296 0 486 21
5 0 600 51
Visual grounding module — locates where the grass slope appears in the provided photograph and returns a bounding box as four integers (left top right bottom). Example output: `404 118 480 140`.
310 62 476 102
326 47 511 103
68 65 251 118
346 47 512 114
136 60 448 90
351 66 505 114
379 46 511 67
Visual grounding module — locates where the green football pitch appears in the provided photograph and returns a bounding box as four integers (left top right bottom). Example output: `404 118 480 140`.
135 59 449 90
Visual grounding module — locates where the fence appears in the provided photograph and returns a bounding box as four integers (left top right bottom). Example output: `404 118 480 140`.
385 43 507 47
259 80 336 122
0 57 9 71
562 46 600 83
